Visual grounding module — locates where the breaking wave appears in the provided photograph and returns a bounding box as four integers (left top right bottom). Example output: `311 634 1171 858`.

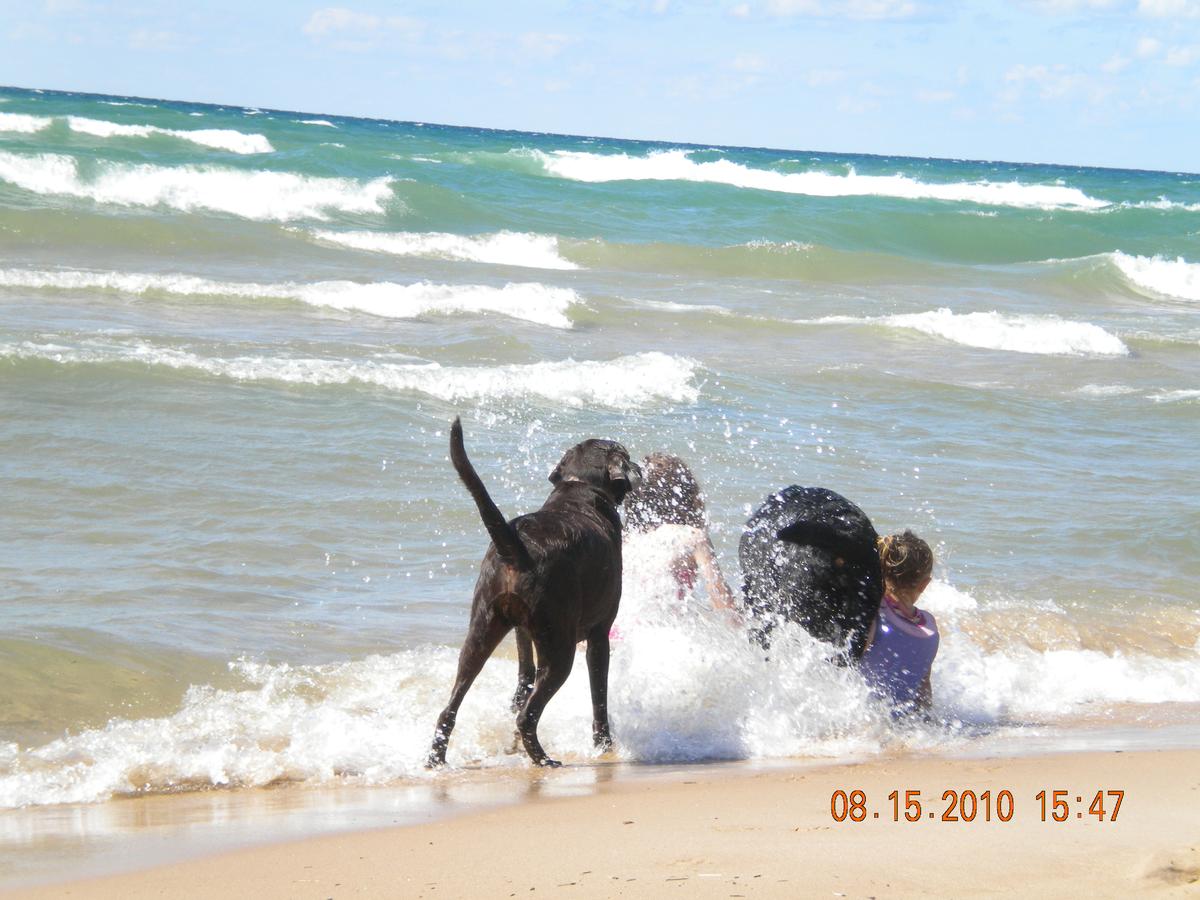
0 151 393 221
0 573 1197 807
0 267 580 329
306 229 578 270
1110 251 1200 302
0 112 51 134
518 149 1109 211
0 342 701 409
808 308 1129 356
64 116 274 154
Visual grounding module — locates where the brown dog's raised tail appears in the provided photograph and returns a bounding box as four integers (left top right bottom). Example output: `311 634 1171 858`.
450 417 532 569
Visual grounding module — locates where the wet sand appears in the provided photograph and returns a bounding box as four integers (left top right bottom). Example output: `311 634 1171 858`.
4 748 1198 898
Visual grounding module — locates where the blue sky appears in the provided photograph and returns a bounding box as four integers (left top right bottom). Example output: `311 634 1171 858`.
2 1 1198 170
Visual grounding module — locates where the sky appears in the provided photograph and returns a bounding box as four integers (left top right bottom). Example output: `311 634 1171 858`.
2 0 1198 171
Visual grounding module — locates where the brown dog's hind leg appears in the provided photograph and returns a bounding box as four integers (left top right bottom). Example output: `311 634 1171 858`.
511 629 535 713
426 613 511 768
508 629 536 754
516 635 575 767
585 624 614 752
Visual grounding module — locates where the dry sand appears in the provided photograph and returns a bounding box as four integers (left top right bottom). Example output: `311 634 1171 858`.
6 748 1199 899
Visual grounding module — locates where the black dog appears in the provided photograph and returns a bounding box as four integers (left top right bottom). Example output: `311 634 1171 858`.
738 486 882 658
426 418 642 768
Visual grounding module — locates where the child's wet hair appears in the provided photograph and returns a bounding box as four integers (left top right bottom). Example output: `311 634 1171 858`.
877 530 933 589
623 452 707 532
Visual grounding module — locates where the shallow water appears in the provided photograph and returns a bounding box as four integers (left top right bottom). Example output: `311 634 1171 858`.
0 85 1198 810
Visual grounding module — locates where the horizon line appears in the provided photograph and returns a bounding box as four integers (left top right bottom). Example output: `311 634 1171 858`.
0 82 1194 179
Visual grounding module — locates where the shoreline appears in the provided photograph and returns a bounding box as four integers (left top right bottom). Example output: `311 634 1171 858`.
4 746 1198 898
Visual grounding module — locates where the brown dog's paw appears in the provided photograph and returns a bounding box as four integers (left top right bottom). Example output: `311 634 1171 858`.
424 752 447 770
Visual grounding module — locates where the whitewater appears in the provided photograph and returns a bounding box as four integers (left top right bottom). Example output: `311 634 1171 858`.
0 85 1198 816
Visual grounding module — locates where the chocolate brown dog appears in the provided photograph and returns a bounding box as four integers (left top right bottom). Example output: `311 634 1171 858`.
426 418 642 768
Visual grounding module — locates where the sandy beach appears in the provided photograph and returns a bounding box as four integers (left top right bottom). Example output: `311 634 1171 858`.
5 747 1197 899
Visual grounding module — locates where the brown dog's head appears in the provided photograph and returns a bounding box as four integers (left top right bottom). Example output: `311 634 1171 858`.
549 439 642 505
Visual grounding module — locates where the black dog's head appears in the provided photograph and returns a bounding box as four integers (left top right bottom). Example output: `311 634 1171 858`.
549 439 642 505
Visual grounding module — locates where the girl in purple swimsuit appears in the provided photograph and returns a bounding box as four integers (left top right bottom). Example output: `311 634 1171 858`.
859 531 937 715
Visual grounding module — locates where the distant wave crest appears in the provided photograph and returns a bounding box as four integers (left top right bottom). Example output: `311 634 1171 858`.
519 149 1109 211
65 116 274 154
810 308 1129 356
0 342 699 408
0 268 580 328
306 229 579 270
0 112 51 134
0 151 393 221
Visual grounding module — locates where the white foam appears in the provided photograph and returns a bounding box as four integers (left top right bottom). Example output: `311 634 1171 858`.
520 149 1109 211
1118 198 1200 212
0 341 699 408
1149 389 1200 404
0 268 580 329
811 308 1129 357
1076 384 1139 398
307 229 578 270
1111 251 1200 302
0 112 51 134
0 151 393 221
300 119 336 128
638 298 732 315
3 567 1199 807
65 116 274 154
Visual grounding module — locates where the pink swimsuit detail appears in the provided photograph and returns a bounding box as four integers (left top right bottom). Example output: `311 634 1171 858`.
859 597 939 710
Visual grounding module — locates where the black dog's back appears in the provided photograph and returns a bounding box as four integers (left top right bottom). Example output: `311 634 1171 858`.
739 486 882 656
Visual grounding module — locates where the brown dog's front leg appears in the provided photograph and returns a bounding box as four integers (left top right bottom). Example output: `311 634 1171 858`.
516 638 575 767
586 625 613 752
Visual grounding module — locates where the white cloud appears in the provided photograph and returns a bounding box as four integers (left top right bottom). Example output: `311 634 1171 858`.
837 94 880 113
729 2 752 15
1138 0 1200 16
1165 43 1200 64
304 8 373 35
1101 53 1130 72
519 32 574 58
1136 36 1162 56
1024 0 1118 11
1003 63 1087 99
303 7 422 49
916 88 956 102
43 0 93 13
128 27 181 50
805 67 846 85
731 52 768 72
764 0 918 19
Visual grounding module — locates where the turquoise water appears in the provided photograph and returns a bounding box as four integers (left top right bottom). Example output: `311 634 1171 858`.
0 85 1198 808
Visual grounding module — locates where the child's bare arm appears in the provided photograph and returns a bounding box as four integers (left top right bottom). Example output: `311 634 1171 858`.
694 535 736 611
